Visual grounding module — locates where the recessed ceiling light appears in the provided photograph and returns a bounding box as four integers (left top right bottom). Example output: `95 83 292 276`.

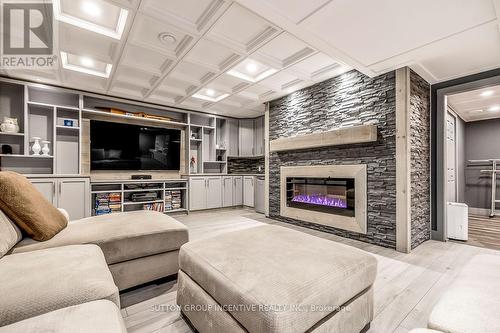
81 1 101 17
80 57 94 68
227 58 277 83
488 105 500 112
480 90 494 97
246 63 257 73
60 52 112 78
53 0 128 40
192 89 229 103
158 32 177 45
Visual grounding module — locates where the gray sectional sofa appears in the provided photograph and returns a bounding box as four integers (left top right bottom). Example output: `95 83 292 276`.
0 209 189 331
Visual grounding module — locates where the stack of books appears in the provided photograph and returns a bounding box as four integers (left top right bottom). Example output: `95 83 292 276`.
95 193 111 215
108 193 122 213
165 190 182 211
94 192 121 215
143 202 164 212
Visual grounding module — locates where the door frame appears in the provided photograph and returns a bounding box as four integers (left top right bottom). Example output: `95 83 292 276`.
431 68 500 241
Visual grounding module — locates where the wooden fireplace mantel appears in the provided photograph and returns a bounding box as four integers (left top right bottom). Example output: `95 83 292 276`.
269 124 377 152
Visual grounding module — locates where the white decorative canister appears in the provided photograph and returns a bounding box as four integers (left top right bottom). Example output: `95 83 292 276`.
31 137 41 155
0 117 20 133
41 140 50 156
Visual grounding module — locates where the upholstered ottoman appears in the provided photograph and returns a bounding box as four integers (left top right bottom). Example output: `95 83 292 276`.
0 300 126 333
177 225 377 333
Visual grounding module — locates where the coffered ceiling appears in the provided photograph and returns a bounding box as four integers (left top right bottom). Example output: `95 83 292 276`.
236 0 500 85
2 0 349 118
3 0 500 118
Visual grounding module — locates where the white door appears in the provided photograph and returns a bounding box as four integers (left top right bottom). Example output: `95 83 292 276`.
189 178 207 211
58 179 90 220
31 179 56 205
233 176 243 206
206 177 222 209
222 176 233 207
243 176 254 207
446 112 457 202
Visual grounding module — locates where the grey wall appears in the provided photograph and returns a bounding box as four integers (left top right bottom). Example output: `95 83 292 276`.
464 118 500 209
268 70 398 248
409 70 431 249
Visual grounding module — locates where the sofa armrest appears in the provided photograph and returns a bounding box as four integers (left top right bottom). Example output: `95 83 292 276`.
57 208 70 222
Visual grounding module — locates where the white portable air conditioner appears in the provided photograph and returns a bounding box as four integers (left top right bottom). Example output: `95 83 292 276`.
447 202 468 241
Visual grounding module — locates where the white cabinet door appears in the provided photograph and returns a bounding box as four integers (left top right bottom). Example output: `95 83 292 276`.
254 117 264 156
239 119 254 156
31 180 56 205
189 178 207 211
222 176 233 207
243 176 254 207
58 179 90 220
228 119 239 156
233 176 243 206
206 177 222 209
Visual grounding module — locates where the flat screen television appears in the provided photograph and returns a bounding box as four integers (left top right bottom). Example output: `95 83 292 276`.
90 120 181 171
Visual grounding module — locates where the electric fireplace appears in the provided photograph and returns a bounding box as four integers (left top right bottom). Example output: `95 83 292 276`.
280 165 367 234
286 177 355 217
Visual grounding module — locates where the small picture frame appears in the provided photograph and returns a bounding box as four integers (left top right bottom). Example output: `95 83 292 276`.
63 119 74 127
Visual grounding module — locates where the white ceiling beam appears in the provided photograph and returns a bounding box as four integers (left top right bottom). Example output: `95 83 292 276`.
233 0 375 78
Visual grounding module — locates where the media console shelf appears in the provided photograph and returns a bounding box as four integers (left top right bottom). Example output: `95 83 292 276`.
90 179 188 216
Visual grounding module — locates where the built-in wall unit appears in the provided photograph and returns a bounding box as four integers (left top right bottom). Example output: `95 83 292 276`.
0 77 265 218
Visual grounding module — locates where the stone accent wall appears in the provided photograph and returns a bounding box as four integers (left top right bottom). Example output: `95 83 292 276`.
409 70 431 249
228 157 264 174
269 70 397 248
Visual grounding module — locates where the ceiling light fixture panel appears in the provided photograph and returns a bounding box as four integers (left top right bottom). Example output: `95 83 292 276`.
60 52 112 78
54 0 128 40
227 58 277 83
192 88 229 102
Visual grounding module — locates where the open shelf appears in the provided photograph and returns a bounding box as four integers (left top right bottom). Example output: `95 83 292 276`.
82 109 188 127
123 199 164 205
56 125 80 130
0 154 52 158
0 132 24 136
28 101 79 111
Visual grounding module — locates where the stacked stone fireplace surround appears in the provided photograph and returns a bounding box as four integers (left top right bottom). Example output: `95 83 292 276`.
268 69 430 249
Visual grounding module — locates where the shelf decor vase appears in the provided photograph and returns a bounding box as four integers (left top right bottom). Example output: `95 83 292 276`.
41 141 50 156
31 137 41 155
0 117 20 133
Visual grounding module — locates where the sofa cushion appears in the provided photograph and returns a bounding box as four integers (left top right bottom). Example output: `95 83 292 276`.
428 254 500 333
0 244 119 326
0 171 67 241
0 300 126 333
0 210 22 258
11 210 189 264
179 224 377 333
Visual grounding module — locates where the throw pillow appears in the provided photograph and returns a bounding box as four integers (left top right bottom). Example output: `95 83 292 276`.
0 171 68 241
0 210 22 258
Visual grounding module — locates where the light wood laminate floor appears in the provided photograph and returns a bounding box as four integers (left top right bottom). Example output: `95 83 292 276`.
120 208 500 333
463 214 500 251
